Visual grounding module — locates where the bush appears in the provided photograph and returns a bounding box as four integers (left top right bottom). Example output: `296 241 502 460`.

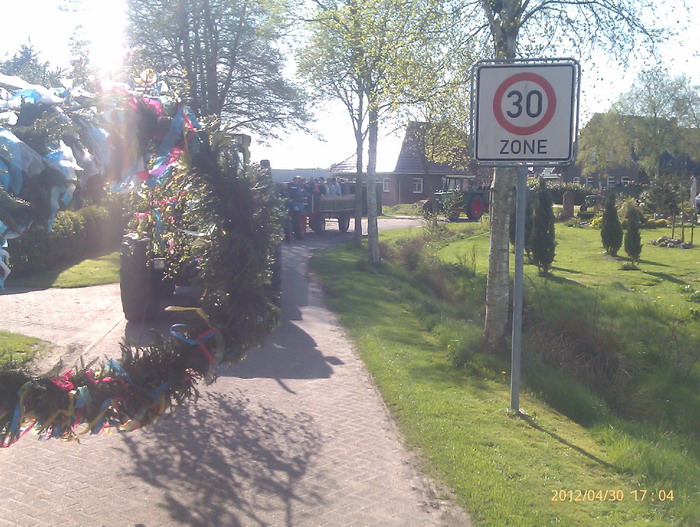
619 198 645 229
529 180 556 276
600 195 623 256
644 218 668 228
7 201 127 276
531 182 591 205
589 214 603 228
624 207 643 264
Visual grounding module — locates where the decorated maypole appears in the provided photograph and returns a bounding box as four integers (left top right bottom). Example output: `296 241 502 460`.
0 76 282 447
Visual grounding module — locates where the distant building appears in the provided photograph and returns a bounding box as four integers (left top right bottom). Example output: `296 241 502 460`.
556 113 700 189
331 122 491 206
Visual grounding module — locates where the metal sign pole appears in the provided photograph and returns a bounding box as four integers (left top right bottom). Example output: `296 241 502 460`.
510 164 528 412
470 58 580 412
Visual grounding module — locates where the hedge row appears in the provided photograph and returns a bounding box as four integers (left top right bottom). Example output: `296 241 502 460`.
528 182 591 205
7 198 129 276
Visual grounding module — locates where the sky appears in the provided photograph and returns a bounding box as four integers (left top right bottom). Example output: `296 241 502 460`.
2 0 699 171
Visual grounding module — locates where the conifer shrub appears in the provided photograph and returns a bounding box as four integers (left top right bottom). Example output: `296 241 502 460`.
529 180 556 276
624 206 643 264
600 194 623 256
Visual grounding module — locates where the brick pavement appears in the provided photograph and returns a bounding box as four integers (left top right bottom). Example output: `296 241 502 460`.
0 221 471 526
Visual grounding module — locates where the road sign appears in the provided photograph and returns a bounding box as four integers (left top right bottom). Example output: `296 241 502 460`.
473 59 579 165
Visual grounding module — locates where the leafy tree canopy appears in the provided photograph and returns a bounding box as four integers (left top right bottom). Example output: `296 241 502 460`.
578 68 700 182
126 0 310 138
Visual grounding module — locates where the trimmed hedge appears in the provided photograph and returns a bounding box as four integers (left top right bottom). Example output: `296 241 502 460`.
529 182 592 205
7 198 128 276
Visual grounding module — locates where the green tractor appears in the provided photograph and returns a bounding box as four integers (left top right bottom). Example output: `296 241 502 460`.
423 175 489 221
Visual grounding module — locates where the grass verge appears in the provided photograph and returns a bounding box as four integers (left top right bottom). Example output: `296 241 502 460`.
8 250 120 289
0 331 44 368
311 227 698 526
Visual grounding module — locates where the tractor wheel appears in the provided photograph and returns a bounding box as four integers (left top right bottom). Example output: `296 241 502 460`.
120 236 159 321
448 207 461 222
467 194 486 221
338 213 351 232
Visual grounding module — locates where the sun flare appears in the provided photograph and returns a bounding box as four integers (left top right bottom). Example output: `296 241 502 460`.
82 0 128 78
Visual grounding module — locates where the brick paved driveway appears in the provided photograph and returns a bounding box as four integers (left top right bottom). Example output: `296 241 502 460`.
0 218 471 526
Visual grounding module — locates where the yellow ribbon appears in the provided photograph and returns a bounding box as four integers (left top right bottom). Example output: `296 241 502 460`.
165 306 214 328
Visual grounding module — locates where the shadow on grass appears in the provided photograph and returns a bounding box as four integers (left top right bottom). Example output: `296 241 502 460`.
550 266 583 275
635 258 669 267
519 414 618 472
537 274 586 287
642 270 686 284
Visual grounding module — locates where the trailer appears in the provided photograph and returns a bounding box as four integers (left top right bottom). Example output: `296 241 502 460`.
287 192 356 239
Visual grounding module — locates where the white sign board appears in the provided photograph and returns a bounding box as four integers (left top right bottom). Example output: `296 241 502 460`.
473 60 579 165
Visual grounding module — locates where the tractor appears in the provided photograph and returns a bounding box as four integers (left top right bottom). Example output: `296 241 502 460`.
423 175 489 221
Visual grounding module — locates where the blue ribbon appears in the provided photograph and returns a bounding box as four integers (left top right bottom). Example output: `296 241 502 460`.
91 398 113 435
170 324 215 346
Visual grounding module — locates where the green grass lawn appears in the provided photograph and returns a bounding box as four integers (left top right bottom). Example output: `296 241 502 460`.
312 222 699 526
8 250 120 289
0 331 44 368
383 202 425 216
434 224 699 310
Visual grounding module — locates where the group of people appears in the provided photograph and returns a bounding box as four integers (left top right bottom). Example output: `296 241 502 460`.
289 175 350 196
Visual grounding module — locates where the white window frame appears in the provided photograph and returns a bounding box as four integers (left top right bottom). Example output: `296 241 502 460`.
412 177 424 194
586 176 594 187
573 177 580 185
383 178 390 193
607 176 616 188
621 176 631 186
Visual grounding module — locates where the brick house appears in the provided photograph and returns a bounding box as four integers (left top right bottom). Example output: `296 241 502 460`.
332 122 491 206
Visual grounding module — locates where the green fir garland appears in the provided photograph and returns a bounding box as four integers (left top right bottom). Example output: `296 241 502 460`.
1 118 283 447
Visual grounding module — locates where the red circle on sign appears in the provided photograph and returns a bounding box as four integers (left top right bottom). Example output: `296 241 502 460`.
492 72 557 136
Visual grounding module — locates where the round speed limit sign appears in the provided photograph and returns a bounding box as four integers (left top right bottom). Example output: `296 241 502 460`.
493 72 556 135
473 60 579 164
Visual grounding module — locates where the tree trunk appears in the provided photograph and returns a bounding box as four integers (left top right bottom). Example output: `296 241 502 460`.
353 127 364 246
481 0 520 353
483 168 513 353
366 107 380 264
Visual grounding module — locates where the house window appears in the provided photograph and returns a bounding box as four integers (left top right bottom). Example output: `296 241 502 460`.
383 178 390 192
573 177 580 185
412 178 424 194
621 176 631 186
586 176 594 187
607 176 616 188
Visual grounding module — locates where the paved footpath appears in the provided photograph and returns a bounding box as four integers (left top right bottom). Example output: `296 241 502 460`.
0 219 472 526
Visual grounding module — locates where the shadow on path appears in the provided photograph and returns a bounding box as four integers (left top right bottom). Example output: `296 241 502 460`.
121 390 324 527
221 320 342 393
